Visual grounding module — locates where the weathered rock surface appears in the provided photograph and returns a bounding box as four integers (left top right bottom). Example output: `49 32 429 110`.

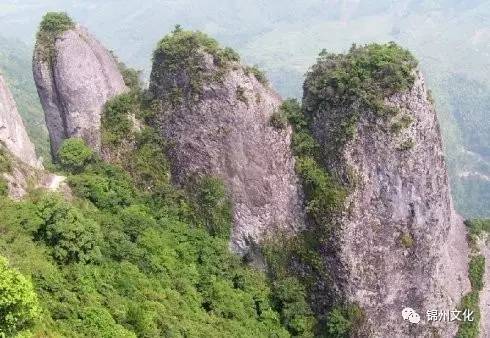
0 74 41 168
1 144 69 200
33 24 126 157
150 44 304 254
479 238 490 337
306 71 470 337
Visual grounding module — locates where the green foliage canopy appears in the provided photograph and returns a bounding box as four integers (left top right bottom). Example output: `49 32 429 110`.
57 138 95 173
0 256 40 336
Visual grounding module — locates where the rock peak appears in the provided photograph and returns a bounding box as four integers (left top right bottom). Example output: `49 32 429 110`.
150 29 305 253
0 73 41 168
303 43 470 337
33 12 127 158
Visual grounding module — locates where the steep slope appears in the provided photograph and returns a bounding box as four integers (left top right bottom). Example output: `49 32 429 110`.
0 73 69 200
0 73 40 168
0 35 50 160
149 29 304 253
32 13 126 158
302 44 470 337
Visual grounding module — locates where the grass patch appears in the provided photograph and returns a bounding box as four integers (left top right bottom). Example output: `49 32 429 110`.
245 65 268 85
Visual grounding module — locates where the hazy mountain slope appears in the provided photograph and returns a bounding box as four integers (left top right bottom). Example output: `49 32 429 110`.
0 36 50 161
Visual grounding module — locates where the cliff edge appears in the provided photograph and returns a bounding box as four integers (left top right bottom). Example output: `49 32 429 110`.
303 43 471 337
149 29 305 253
0 73 40 168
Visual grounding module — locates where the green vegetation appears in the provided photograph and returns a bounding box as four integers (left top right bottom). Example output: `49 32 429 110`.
400 232 414 248
190 176 233 239
35 12 74 62
34 194 102 264
0 147 11 196
152 26 240 101
0 140 293 336
456 291 481 338
468 255 485 291
260 98 362 336
0 256 40 336
457 218 488 337
325 304 363 338
282 99 347 224
391 114 413 134
100 70 172 194
270 110 288 130
303 43 418 156
0 146 12 173
245 65 268 85
58 138 95 173
465 218 490 240
0 177 7 196
271 277 315 335
0 66 308 336
101 93 136 147
115 57 142 91
38 12 74 35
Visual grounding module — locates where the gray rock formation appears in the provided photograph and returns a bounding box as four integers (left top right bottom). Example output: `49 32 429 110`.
33 23 126 157
306 70 470 337
0 73 41 168
149 35 304 254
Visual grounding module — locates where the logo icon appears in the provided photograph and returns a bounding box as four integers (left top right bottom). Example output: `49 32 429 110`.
402 307 421 324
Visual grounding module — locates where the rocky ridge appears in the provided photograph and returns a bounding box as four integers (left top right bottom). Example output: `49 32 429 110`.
33 13 126 158
303 45 471 337
0 73 40 168
149 30 305 254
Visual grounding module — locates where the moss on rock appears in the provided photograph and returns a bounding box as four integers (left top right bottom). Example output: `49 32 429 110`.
303 42 418 157
151 26 240 102
35 12 74 63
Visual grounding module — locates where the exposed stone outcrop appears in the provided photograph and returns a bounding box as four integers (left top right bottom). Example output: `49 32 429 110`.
0 74 41 168
149 31 304 253
33 16 126 158
304 57 470 335
477 235 490 337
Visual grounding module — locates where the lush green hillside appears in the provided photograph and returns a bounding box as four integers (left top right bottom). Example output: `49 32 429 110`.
0 73 317 336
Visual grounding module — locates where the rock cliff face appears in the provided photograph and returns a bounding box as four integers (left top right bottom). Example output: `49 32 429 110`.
33 16 126 157
149 30 304 253
304 47 470 336
0 73 40 168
